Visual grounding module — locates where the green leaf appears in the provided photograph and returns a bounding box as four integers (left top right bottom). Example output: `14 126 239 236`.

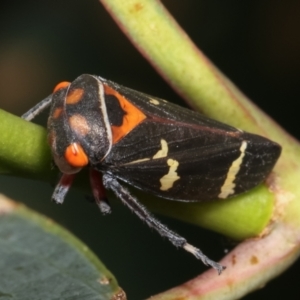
0 194 125 300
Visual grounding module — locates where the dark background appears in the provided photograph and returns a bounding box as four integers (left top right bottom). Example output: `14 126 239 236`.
0 1 299 299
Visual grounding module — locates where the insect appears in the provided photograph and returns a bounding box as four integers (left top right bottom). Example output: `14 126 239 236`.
22 74 281 274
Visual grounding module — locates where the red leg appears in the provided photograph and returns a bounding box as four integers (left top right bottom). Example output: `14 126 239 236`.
89 169 111 214
52 173 76 204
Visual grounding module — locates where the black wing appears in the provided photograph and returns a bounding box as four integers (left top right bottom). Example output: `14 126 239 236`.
99 79 281 201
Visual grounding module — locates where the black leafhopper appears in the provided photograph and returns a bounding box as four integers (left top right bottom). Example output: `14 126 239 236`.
22 74 281 273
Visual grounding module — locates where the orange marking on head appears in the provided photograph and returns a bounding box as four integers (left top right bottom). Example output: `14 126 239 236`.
104 84 146 143
68 114 90 136
66 88 84 104
53 81 70 93
52 107 63 119
64 143 89 168
47 131 56 148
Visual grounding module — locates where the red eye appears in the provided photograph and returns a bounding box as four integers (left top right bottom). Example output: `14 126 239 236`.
53 81 71 93
64 143 89 167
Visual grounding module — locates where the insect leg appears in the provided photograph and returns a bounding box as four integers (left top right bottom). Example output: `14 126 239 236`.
52 173 76 204
21 94 52 121
103 174 225 274
89 169 111 215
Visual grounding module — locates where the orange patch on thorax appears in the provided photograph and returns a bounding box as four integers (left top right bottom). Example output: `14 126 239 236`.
104 84 146 144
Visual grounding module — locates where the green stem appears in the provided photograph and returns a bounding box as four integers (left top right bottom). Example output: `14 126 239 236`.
0 109 53 179
100 0 276 134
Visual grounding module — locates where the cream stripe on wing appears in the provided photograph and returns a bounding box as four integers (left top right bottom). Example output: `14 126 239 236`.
153 139 168 159
218 141 248 199
160 159 180 191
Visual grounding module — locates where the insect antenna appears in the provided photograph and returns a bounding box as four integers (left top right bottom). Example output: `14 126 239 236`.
22 95 53 121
